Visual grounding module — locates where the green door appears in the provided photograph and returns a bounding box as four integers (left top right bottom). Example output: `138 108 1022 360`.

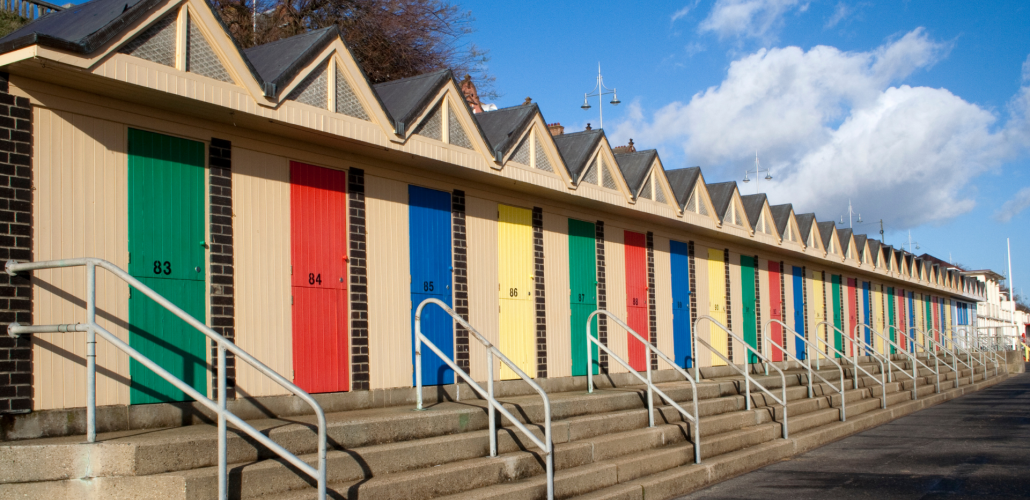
569 219 598 376
832 275 843 356
128 128 207 404
740 255 758 364
887 287 896 355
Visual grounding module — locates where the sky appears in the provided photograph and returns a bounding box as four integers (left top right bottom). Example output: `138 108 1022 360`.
460 0 1030 295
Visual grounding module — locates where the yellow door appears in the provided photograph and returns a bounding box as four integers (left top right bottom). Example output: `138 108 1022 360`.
916 294 925 346
811 270 825 353
945 299 952 334
498 205 535 379
707 249 727 366
873 285 884 355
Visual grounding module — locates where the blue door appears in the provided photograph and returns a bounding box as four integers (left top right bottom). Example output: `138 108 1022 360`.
863 282 871 352
409 185 454 386
792 266 806 361
670 240 692 368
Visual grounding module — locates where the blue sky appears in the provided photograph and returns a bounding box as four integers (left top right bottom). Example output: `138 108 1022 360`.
462 0 1030 293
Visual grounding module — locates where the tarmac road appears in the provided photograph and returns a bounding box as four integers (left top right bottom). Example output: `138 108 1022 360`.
678 366 1030 499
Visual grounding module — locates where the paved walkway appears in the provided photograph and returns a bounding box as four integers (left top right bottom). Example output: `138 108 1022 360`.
679 368 1030 499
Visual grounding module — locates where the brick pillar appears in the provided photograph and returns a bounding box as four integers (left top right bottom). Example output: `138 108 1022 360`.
208 138 235 399
532 207 546 378
348 168 369 391
0 72 33 413
595 221 607 372
451 191 469 374
688 242 697 369
646 232 657 371
779 261 786 349
724 249 732 363
754 255 761 362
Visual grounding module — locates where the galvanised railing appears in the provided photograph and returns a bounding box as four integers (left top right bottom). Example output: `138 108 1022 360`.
762 319 846 422
585 310 701 464
6 258 327 500
415 298 554 500
1 0 62 21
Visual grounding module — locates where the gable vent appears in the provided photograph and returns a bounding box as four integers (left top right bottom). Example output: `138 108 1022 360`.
187 16 233 83
510 134 531 165
655 181 666 203
288 62 328 109
640 174 653 200
335 66 369 120
602 158 618 190
533 136 553 172
583 159 598 185
447 104 473 149
120 12 177 67
414 103 442 140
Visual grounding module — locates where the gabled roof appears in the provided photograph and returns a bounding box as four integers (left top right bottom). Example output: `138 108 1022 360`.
769 204 794 235
707 182 737 220
838 228 854 254
0 0 154 54
796 213 816 242
817 222 836 250
867 239 882 264
245 26 339 97
854 234 868 258
473 103 539 162
372 69 452 135
665 167 701 209
614 150 658 197
553 129 604 181
740 194 767 228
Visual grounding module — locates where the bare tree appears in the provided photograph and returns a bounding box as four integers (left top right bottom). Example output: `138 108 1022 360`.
212 0 497 98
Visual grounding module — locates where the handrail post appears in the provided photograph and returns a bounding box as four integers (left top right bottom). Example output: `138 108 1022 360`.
415 313 424 410
487 351 496 457
646 355 654 427
218 343 227 500
85 262 96 444
586 318 594 395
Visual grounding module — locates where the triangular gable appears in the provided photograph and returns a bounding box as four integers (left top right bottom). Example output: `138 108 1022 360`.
574 135 630 196
740 194 778 238
817 222 840 256
613 150 657 201
838 229 856 262
720 187 752 230
554 129 604 183
490 114 572 181
685 176 717 219
856 237 871 266
668 167 717 220
633 156 677 208
867 239 882 268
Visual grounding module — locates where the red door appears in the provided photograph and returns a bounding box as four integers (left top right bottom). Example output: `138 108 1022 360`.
290 161 349 393
847 278 857 355
932 298 940 343
768 262 783 362
624 231 647 371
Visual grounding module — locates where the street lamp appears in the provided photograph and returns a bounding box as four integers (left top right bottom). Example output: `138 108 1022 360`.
742 151 772 194
838 199 862 228
580 63 620 128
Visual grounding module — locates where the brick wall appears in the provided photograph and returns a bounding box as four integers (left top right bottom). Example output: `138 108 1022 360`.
595 221 607 372
753 255 761 364
724 249 732 363
688 242 696 369
646 232 657 370
0 72 33 413
348 168 369 391
451 190 470 374
208 138 235 399
532 207 546 378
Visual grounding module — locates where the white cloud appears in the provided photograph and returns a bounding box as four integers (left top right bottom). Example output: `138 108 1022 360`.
672 2 699 23
610 30 1029 229
825 2 849 28
1023 53 1030 82
699 0 808 42
994 187 1030 223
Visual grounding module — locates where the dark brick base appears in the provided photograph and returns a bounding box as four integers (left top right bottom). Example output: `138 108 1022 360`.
533 208 546 378
595 221 607 373
208 138 235 400
0 72 33 413
452 191 469 374
348 169 369 391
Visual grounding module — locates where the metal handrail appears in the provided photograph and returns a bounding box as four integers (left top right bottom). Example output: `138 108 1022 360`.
852 323 894 381
951 327 989 379
855 323 913 395
762 319 846 422
922 328 973 389
693 315 789 439
6 258 327 500
585 310 701 464
838 328 888 409
891 326 939 392
867 326 932 398
973 327 1006 374
414 298 554 500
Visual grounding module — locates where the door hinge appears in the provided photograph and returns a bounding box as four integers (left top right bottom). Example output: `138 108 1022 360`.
291 265 293 275
292 370 295 380
128 252 131 264
291 296 294 305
